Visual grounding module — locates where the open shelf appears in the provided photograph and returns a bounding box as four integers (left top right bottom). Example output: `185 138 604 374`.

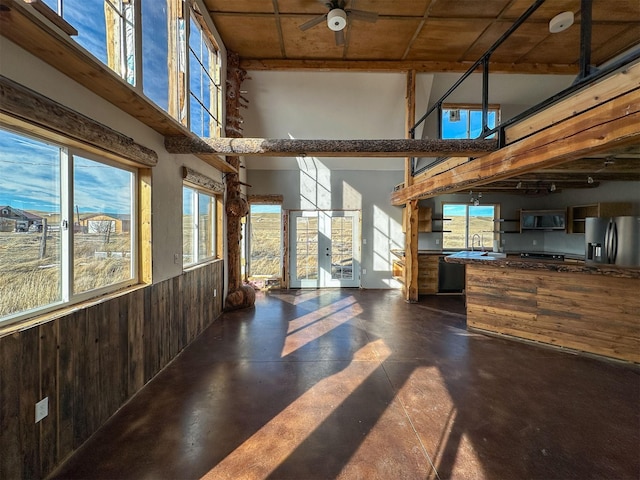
493 218 519 234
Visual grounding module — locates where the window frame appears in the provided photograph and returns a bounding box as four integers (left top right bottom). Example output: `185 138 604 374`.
441 202 499 251
187 7 223 138
0 126 140 327
247 203 284 280
182 184 222 268
440 103 501 140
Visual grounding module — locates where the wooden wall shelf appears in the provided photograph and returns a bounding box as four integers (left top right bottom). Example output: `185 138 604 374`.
567 202 633 234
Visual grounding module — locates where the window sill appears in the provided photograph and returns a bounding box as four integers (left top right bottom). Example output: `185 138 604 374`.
0 283 148 339
183 257 223 273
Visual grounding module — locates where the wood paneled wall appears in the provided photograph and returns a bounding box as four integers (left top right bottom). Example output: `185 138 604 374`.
466 264 640 363
0 260 223 479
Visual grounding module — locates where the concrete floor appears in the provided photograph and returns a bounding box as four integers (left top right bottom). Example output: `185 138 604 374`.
51 289 639 479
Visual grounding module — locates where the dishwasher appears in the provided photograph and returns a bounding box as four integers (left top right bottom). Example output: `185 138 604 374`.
438 257 466 293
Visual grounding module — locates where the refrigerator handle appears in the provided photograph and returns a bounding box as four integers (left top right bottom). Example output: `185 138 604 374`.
610 221 618 263
604 219 613 263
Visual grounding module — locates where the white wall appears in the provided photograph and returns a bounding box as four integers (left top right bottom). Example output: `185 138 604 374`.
247 168 405 289
243 70 407 171
0 37 224 283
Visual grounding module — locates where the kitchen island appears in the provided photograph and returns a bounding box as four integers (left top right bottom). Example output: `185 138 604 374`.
446 252 640 363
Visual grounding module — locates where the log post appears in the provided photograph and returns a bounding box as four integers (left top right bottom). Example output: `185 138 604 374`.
404 199 419 302
224 52 254 311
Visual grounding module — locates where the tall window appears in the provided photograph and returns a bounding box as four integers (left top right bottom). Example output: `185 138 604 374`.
441 104 500 139
183 187 217 267
141 0 169 111
0 127 137 324
188 13 223 137
249 204 282 278
43 1 224 136
52 0 137 85
442 203 496 251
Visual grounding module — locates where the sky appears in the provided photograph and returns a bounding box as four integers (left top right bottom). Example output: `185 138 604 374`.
251 205 281 214
0 129 132 214
444 204 495 217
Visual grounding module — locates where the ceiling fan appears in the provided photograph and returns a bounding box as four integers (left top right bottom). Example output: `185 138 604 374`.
299 0 379 46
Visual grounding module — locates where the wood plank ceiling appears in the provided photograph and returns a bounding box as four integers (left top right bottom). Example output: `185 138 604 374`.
203 0 640 192
204 0 640 72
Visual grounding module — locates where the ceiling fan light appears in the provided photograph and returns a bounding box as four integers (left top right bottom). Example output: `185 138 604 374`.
327 8 347 31
549 11 574 33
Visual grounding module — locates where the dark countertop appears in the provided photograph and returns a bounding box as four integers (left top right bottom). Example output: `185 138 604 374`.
444 251 640 279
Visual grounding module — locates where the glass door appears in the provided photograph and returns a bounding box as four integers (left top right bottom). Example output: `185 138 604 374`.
290 210 360 288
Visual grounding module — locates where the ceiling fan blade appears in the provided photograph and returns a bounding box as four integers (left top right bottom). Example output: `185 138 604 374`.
347 9 378 23
335 29 345 46
299 14 327 31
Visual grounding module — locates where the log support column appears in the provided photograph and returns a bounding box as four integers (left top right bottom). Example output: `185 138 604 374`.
224 52 254 311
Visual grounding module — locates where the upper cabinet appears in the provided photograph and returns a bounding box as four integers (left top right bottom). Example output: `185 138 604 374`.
520 210 566 231
567 203 633 234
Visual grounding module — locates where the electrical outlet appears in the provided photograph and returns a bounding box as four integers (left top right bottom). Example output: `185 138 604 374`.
533 240 537 246
502 239 506 245
35 397 48 423
213 288 217 297
363 238 367 245
362 269 366 275
174 253 180 264
435 239 440 245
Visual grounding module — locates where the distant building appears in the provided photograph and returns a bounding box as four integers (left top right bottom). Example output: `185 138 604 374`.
79 213 130 234
0 206 43 232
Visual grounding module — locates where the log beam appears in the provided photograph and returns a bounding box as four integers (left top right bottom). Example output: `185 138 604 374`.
391 87 640 204
239 59 578 75
182 166 224 193
164 136 497 158
0 75 158 168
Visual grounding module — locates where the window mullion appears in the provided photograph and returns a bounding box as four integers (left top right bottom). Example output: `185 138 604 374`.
192 190 199 261
60 149 73 301
465 205 471 249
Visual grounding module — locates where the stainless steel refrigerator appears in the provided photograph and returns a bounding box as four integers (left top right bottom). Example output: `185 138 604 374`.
585 216 640 267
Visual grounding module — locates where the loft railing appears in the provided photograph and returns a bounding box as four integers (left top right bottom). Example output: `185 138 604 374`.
409 0 640 176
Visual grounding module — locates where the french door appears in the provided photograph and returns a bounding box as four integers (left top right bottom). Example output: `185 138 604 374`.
289 210 360 288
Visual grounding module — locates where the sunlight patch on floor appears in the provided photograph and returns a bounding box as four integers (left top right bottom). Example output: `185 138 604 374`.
397 367 486 480
269 289 327 306
200 340 390 480
281 296 362 357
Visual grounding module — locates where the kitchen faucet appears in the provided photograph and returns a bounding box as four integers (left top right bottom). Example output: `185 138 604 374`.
471 233 481 251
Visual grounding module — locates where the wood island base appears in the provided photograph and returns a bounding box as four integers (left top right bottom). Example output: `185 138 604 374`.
463 263 640 363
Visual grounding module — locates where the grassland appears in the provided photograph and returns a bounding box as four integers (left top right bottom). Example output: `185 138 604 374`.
0 230 131 318
444 216 496 249
249 212 283 277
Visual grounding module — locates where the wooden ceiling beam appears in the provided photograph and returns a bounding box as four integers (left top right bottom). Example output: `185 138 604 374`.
238 59 578 74
0 74 158 168
164 136 497 158
391 88 640 204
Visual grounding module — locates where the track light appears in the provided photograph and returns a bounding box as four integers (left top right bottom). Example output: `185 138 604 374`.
516 181 522 189
550 183 556 192
587 176 594 184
